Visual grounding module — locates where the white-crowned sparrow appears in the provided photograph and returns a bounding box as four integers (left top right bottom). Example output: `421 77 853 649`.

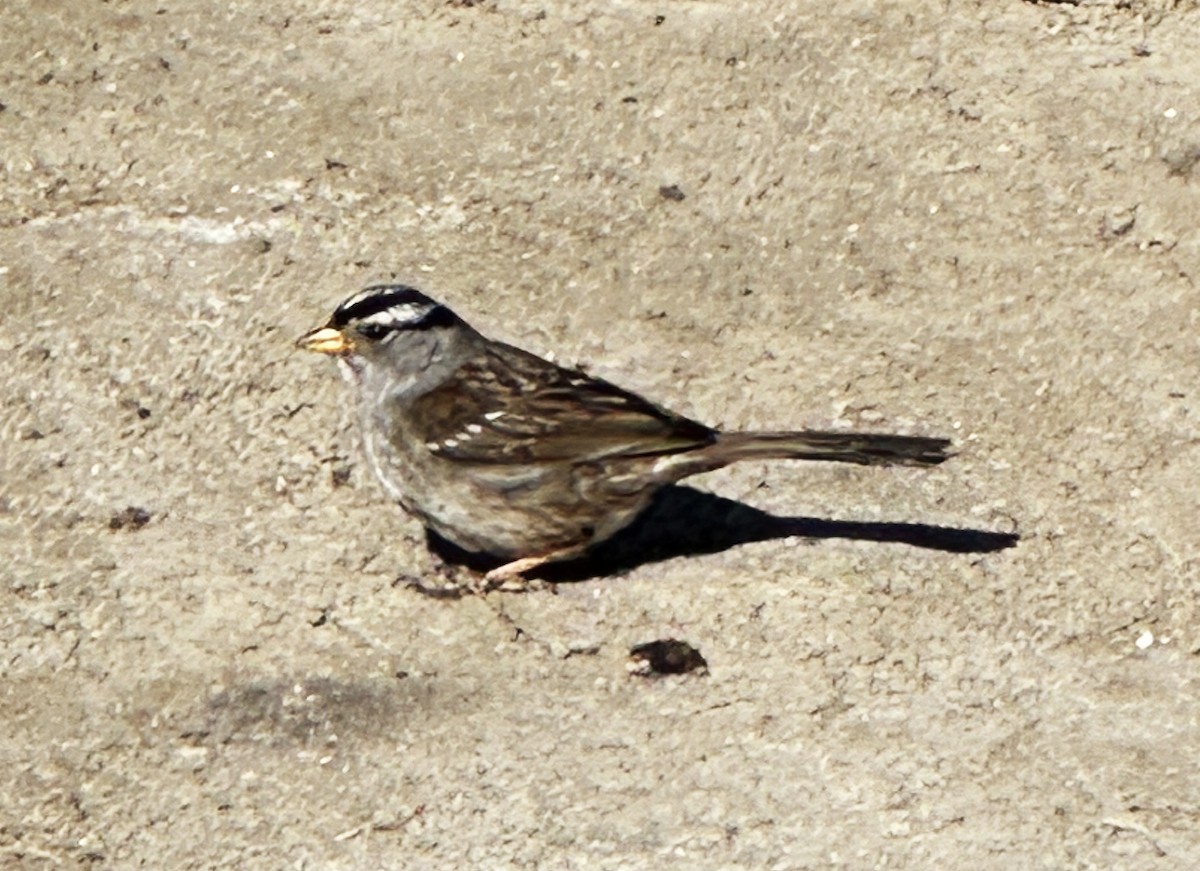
299 285 951 584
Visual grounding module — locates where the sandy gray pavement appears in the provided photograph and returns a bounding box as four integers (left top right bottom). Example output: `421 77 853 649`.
3 0 1199 868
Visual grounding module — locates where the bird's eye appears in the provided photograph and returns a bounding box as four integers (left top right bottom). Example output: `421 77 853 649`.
357 322 390 341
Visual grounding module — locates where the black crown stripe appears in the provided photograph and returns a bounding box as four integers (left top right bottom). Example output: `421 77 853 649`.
331 285 437 328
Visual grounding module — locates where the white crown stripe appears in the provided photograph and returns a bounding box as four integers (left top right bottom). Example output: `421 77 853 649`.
359 303 431 329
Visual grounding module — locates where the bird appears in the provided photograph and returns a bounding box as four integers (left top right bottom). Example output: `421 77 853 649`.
298 285 951 586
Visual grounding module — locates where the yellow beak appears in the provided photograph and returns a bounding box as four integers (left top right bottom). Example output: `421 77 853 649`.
296 325 353 355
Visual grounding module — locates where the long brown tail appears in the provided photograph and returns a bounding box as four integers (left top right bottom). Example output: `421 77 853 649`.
718 430 952 466
658 430 952 481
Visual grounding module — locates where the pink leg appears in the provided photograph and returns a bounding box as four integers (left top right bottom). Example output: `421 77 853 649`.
483 549 578 589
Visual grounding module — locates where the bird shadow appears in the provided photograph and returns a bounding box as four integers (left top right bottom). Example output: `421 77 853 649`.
425 484 1020 584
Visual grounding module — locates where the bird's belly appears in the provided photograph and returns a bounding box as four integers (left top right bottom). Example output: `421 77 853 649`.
423 463 646 558
365 436 649 558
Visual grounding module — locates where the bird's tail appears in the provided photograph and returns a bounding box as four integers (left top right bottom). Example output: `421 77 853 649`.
657 430 952 481
719 430 951 466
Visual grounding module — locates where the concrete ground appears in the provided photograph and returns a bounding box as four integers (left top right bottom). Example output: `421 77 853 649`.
3 0 1198 868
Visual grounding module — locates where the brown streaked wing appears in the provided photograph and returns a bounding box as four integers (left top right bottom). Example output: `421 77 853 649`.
406 342 716 464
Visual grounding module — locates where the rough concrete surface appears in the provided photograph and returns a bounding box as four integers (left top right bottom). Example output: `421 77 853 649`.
2 0 1199 868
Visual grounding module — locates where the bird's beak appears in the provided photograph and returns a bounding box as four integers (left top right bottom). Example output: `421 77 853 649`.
296 325 353 355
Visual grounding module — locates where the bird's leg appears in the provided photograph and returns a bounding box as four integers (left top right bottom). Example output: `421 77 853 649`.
483 548 580 590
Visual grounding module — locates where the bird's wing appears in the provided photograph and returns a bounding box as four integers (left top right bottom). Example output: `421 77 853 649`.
405 342 715 465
